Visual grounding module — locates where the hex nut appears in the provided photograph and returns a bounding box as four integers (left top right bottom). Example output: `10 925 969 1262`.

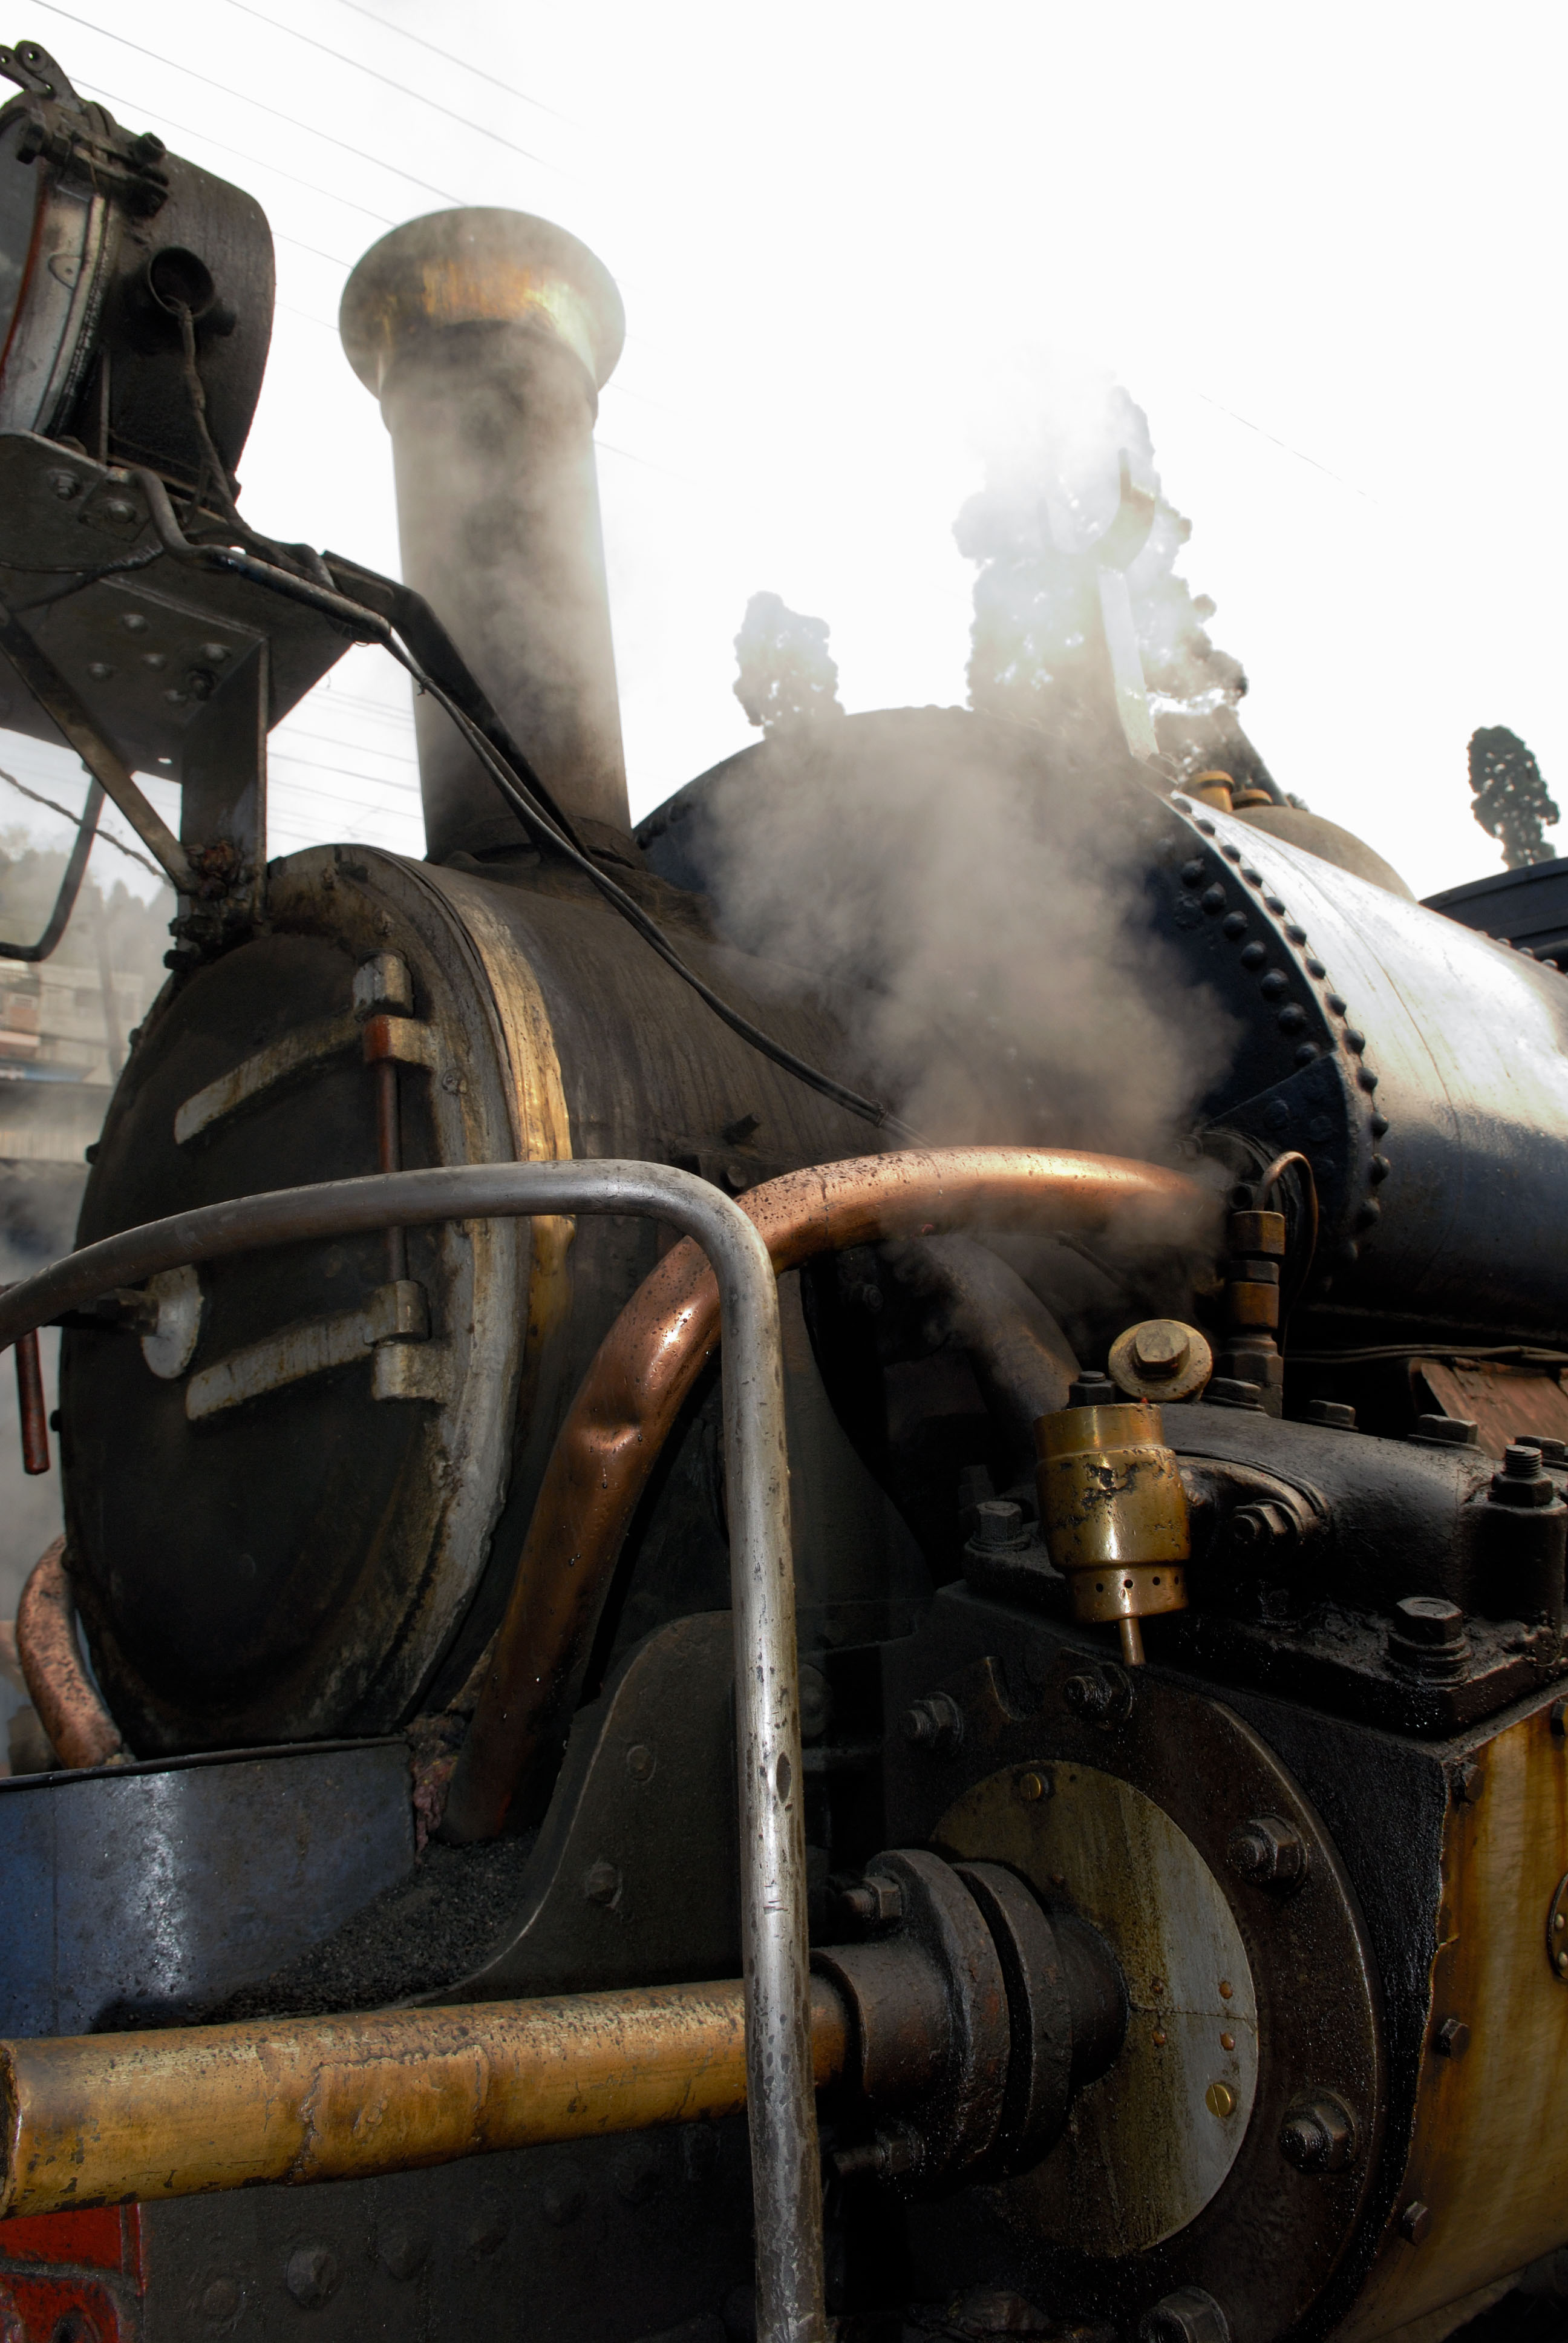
1400 2199 1432 2246
1278 2093 1356 2174
1138 2286 1232 2343
583 1858 621 1906
1434 2017 1470 2059
902 1693 964 1755
833 1872 904 1929
1227 1814 1308 1890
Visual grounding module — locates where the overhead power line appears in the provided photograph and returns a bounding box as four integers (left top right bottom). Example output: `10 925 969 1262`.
333 0 577 126
221 0 563 177
0 765 166 882
30 1 472 208
76 77 399 228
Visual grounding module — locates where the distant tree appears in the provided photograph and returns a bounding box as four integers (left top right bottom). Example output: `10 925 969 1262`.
1468 726 1560 868
733 592 843 737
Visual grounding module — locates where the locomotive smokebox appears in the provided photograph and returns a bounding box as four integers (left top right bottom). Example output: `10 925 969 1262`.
339 209 630 860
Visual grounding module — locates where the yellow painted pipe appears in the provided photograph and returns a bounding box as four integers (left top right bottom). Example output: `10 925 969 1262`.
0 1978 852 2220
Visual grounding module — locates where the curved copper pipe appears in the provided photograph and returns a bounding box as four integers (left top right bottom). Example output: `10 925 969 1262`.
443 1145 1212 1843
16 1538 128 1772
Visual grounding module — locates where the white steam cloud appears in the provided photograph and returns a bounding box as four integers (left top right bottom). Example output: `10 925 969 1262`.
703 359 1247 1159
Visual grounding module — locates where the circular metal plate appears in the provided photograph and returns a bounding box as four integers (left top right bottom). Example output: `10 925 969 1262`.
938 1763 1257 2249
887 1622 1385 2342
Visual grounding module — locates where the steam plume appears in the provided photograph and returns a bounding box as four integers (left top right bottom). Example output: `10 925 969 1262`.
704 364 1242 1161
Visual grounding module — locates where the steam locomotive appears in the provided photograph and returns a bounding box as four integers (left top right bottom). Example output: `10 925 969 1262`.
2 36 1567 2343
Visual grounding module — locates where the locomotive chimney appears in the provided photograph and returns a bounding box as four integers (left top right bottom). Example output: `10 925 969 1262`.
339 209 630 862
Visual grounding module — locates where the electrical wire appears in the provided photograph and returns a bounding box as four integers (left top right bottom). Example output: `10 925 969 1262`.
332 0 577 125
0 766 165 883
219 0 560 177
28 2 472 207
376 635 919 1141
74 79 400 228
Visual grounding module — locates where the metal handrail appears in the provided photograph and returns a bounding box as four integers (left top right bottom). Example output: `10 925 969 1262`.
0 1161 825 2343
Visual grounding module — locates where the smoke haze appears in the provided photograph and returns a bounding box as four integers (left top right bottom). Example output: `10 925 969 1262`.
701 366 1244 1160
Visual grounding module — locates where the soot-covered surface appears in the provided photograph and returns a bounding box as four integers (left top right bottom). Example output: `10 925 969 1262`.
102 1835 537 2027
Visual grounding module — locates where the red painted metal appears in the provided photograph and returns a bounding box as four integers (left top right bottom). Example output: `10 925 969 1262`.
0 2204 145 2339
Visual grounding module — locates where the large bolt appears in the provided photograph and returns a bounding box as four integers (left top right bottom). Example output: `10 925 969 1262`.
1227 1814 1308 1890
1387 1596 1469 1680
902 1693 964 1755
1278 2094 1356 2174
972 1499 1027 1550
1139 2287 1231 2343
1063 1664 1133 1724
832 1873 905 1930
1491 1444 1558 1509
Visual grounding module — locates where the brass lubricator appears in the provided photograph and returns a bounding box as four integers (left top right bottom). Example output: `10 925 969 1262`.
1034 1376 1191 1666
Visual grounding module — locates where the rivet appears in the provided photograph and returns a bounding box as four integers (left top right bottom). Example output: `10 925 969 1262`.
1152 2028 1168 2046
1218 1979 1234 1999
284 2246 339 2309
1220 2032 1235 2052
626 1743 655 1782
200 2276 241 2319
541 2175 585 2227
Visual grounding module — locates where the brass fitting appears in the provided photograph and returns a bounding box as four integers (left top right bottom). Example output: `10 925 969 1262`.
1216 1206 1287 1412
1107 1317 1213 1403
1189 770 1235 812
1034 1388 1190 1665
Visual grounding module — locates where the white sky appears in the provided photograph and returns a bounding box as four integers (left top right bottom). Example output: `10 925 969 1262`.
2 0 1563 902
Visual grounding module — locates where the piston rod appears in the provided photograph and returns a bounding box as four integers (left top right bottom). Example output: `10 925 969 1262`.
0 1161 824 2343
0 1980 852 2219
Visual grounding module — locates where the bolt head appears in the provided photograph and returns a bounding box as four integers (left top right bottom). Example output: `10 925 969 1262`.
1278 2092 1356 2173
1399 2199 1432 2246
1227 1814 1307 1889
1138 2287 1231 2343
1131 1320 1189 1378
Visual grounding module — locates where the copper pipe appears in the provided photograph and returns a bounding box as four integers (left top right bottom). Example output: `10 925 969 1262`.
14 1329 48 1473
0 1977 851 2221
443 1146 1210 1843
15 1538 126 1771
